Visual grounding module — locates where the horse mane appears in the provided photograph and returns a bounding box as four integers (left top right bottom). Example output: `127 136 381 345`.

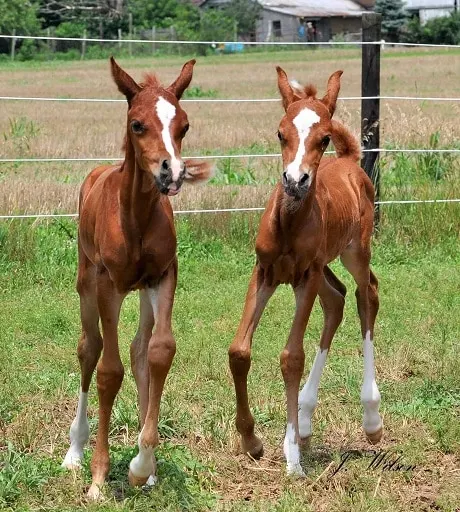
290 80 318 100
140 73 160 89
331 120 361 163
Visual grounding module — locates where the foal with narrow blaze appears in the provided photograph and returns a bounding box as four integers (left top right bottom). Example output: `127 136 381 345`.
228 68 382 476
62 58 211 499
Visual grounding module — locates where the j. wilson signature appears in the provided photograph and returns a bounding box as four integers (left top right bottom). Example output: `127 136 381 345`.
331 449 417 477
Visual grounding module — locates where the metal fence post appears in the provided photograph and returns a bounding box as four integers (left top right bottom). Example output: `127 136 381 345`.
361 12 381 227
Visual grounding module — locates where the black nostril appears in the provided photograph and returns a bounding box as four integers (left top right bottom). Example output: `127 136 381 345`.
299 173 310 185
282 172 288 186
161 159 169 171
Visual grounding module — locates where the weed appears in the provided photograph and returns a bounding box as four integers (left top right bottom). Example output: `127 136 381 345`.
2 117 40 157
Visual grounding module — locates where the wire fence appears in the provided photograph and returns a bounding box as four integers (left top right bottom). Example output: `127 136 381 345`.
1 199 459 221
1 34 460 49
1 95 460 103
1 34 459 220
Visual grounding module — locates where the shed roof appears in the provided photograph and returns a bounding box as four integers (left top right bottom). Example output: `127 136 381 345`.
259 0 366 17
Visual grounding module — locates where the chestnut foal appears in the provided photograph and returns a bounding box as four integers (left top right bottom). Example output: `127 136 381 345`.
228 68 382 476
62 58 211 499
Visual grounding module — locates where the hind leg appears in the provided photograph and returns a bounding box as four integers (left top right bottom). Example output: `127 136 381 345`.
63 256 103 469
298 266 346 443
341 249 382 444
129 289 157 486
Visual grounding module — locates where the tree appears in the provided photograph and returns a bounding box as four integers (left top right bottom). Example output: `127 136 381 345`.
39 0 125 26
223 0 261 40
129 0 179 29
0 0 40 34
375 0 407 42
403 11 460 45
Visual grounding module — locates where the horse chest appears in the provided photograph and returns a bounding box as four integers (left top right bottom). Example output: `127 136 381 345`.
256 227 322 286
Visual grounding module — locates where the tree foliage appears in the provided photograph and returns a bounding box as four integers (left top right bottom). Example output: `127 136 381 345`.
130 0 180 29
0 0 40 34
403 12 460 45
223 0 261 39
375 0 407 42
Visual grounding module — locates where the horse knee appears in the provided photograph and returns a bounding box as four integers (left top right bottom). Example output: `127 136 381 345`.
147 333 176 372
280 347 305 382
229 345 251 377
96 360 124 396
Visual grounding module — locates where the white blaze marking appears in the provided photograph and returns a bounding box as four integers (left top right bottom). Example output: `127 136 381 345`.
62 390 90 468
298 348 328 439
129 426 157 482
361 330 382 434
285 107 320 182
283 423 304 476
156 96 182 181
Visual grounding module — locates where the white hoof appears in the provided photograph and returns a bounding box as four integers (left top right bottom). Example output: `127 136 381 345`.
87 483 102 501
62 447 83 470
286 462 306 478
146 474 158 487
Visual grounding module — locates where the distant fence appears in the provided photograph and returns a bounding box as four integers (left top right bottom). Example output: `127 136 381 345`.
0 13 459 222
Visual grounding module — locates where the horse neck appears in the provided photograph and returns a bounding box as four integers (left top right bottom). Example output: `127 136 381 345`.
279 178 318 235
120 133 161 237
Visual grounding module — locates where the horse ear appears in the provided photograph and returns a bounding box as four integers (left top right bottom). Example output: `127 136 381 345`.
167 59 196 100
321 70 343 116
276 66 295 111
110 57 141 104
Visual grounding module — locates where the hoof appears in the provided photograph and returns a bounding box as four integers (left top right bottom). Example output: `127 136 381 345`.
62 461 82 471
62 449 83 470
299 435 311 449
128 469 149 487
365 426 383 445
286 462 306 478
87 484 102 501
242 435 264 460
146 474 158 487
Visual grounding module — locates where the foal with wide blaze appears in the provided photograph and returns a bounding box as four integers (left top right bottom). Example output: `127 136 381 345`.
229 68 382 476
62 58 211 499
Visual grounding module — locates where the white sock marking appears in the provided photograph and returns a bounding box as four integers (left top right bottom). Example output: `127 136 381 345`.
283 423 304 476
361 330 382 434
156 96 181 180
298 349 328 438
62 390 90 468
147 287 159 318
285 107 320 182
129 427 157 481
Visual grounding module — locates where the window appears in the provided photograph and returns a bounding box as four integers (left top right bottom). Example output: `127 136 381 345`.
273 20 282 38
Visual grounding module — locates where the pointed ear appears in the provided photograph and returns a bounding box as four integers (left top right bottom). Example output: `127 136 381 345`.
276 66 295 111
183 159 214 184
167 59 196 100
110 57 141 104
321 70 343 116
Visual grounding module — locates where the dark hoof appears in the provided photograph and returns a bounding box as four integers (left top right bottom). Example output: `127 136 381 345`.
242 436 264 460
366 426 383 445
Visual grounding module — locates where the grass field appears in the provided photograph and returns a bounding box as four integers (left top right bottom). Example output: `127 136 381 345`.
0 49 459 511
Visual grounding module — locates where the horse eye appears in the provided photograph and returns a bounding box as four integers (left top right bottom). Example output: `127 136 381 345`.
322 136 330 148
277 131 284 143
181 123 190 137
131 120 145 134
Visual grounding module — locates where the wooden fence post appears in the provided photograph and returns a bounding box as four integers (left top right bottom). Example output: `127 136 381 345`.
81 29 87 60
152 26 156 55
118 28 122 49
361 12 381 227
11 29 16 61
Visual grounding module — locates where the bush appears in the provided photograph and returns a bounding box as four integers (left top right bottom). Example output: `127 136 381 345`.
403 12 460 45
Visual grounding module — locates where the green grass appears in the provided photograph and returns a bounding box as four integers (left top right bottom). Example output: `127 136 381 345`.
0 203 459 511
